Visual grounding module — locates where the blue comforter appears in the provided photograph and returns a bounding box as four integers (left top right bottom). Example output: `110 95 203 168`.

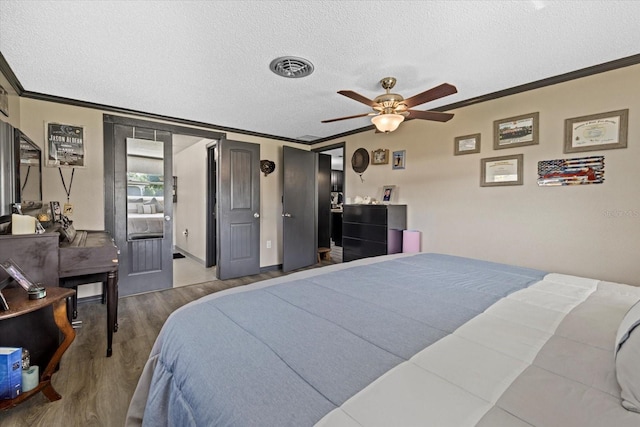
136 254 546 426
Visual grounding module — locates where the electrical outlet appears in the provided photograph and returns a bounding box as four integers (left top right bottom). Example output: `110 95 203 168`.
266 240 272 249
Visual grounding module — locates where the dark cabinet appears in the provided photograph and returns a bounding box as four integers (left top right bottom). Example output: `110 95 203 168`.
318 154 331 249
342 204 407 262
331 211 342 246
0 233 61 371
330 170 343 192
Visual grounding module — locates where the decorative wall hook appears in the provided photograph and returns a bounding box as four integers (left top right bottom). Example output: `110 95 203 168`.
260 160 276 176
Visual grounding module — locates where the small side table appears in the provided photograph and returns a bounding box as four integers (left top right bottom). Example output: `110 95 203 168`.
0 287 76 410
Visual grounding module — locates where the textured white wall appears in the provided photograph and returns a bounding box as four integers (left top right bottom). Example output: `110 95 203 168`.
173 138 209 261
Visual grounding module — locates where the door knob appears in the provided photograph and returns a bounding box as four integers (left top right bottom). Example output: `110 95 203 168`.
254 212 260 218
164 215 171 221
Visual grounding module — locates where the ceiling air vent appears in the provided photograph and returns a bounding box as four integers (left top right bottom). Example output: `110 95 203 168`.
270 56 314 78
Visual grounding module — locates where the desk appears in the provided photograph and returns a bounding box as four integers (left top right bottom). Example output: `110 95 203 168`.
59 230 119 357
59 271 118 357
0 287 75 410
0 231 119 358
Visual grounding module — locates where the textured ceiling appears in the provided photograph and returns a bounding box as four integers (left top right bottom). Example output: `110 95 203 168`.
1 1 639 142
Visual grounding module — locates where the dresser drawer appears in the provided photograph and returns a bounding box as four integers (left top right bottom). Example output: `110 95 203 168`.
342 237 387 261
342 222 387 242
343 205 387 225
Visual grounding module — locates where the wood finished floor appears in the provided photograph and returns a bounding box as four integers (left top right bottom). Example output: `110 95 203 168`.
0 258 338 427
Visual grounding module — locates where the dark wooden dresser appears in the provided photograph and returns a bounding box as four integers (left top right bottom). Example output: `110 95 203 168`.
342 204 407 262
0 230 119 358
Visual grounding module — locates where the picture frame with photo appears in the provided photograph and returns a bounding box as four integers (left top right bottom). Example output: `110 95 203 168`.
372 148 390 165
392 150 406 170
381 185 397 203
50 201 62 222
0 259 38 292
493 112 539 150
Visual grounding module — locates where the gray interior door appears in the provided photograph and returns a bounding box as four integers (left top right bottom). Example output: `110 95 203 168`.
283 146 317 272
113 124 173 296
318 153 331 248
217 139 260 280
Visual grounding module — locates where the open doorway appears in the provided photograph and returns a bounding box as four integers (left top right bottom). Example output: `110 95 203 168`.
315 143 345 262
104 115 225 294
171 134 218 287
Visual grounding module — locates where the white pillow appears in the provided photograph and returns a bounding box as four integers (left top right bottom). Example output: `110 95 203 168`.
142 204 156 214
615 299 640 412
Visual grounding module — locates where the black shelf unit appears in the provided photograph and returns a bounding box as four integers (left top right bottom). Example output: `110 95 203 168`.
342 204 407 262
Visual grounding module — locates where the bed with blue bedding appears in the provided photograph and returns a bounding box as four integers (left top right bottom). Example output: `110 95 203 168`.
126 253 640 426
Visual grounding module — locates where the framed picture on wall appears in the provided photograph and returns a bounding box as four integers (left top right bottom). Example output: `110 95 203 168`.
392 150 406 170
372 148 390 165
480 154 524 187
493 112 539 150
0 84 8 117
454 133 481 155
564 109 628 153
45 122 86 167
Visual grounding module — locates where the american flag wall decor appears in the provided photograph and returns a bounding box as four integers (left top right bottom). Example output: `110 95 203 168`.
537 156 605 186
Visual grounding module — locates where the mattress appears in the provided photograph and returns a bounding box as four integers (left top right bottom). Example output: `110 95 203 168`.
127 213 164 239
126 253 640 426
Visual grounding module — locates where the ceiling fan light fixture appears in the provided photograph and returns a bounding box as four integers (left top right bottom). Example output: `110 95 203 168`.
371 114 404 133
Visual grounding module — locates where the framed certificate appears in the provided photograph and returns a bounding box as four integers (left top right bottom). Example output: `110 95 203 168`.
564 109 628 153
481 154 524 187
454 133 481 155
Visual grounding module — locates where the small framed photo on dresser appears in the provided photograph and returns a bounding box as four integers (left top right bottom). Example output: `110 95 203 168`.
381 185 397 203
0 259 37 291
50 201 62 222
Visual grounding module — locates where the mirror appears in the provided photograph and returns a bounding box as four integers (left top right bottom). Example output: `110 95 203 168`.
18 132 42 204
126 137 165 241
0 123 41 224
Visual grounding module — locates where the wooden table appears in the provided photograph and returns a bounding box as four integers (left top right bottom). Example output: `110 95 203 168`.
59 230 119 357
0 287 75 410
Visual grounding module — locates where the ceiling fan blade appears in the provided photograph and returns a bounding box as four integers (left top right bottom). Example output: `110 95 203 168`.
321 112 372 123
407 110 455 122
402 83 457 109
337 90 378 107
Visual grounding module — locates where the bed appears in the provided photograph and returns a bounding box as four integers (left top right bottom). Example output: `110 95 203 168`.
127 197 164 239
126 253 640 426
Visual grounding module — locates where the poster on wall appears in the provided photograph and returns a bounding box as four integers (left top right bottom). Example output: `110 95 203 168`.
0 84 8 117
537 156 604 186
45 122 86 167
